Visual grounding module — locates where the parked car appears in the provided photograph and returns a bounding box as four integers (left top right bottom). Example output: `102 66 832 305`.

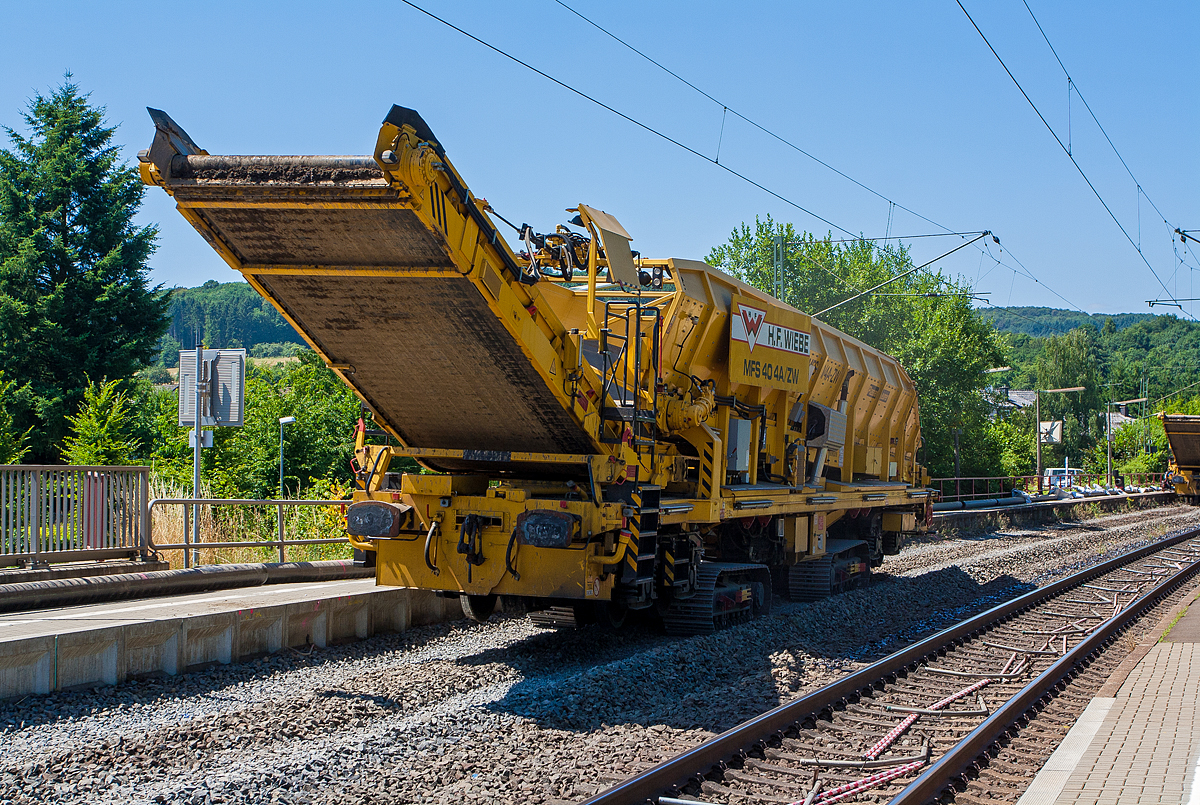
1044 467 1082 489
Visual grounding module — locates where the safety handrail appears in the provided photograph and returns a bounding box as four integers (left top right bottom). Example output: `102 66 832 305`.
148 497 349 567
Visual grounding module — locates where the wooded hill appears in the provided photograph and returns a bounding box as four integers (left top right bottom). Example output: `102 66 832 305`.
977 306 1157 338
979 306 1200 406
156 281 306 366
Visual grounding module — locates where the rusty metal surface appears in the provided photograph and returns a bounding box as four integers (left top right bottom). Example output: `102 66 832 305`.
253 273 594 473
162 151 595 474
1162 415 1200 469
195 206 448 267
171 154 381 183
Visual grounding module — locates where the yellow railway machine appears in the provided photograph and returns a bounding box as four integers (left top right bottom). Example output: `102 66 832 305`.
141 105 932 633
1162 414 1200 501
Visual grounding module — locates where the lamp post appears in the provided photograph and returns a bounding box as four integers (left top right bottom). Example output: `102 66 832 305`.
1035 387 1085 494
279 416 296 500
278 416 296 563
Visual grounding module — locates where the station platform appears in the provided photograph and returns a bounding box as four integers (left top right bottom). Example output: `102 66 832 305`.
1018 589 1200 805
0 579 461 699
0 558 170 585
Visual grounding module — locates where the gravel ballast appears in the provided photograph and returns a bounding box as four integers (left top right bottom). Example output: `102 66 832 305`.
2 503 1197 805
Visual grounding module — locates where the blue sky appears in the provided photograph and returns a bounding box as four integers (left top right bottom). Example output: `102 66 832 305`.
3 0 1196 316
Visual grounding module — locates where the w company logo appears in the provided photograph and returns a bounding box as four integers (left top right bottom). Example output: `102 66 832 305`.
731 299 810 357
739 305 766 351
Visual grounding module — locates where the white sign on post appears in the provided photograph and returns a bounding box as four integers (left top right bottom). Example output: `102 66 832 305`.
1039 420 1064 445
178 348 246 569
178 349 246 427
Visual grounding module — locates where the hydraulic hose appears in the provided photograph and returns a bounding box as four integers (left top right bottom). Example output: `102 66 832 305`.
505 530 522 581
424 521 441 576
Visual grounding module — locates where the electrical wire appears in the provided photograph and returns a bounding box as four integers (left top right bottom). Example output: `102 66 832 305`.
1024 0 1200 316
1152 377 1200 409
956 0 1191 318
799 231 984 243
400 0 1088 319
1022 0 1182 239
551 0 1090 315
817 233 989 315
552 0 955 236
397 0 858 239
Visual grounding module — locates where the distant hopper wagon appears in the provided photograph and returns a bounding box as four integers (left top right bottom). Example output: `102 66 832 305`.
1161 413 1200 502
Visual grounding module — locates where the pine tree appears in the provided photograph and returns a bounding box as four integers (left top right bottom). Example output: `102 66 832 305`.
0 76 169 460
0 371 30 464
60 378 138 466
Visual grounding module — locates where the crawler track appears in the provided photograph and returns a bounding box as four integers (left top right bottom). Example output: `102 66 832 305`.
583 528 1200 805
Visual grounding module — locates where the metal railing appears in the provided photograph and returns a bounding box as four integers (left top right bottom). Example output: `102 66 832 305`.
148 498 349 567
932 473 1167 502
1 465 150 568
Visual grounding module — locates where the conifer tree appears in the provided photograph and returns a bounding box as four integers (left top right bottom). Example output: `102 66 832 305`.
61 378 138 466
0 76 168 460
0 371 30 464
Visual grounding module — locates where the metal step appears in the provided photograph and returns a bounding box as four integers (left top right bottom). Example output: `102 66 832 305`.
528 606 578 628
602 406 656 423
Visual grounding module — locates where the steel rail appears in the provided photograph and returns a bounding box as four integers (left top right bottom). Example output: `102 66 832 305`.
889 541 1200 804
580 526 1200 805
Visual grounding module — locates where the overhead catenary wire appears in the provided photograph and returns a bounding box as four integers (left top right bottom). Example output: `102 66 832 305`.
400 0 999 303
1024 0 1199 316
401 0 1088 318
1151 377 1200 409
551 0 951 236
397 0 859 240
786 231 985 244
874 292 990 299
817 233 990 315
550 0 1089 314
1023 0 1182 243
956 0 1192 319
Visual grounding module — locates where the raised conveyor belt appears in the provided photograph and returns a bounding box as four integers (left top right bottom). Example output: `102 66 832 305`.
146 110 594 474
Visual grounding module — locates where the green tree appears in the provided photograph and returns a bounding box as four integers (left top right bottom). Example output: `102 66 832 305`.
0 77 169 459
989 412 1035 477
160 280 304 364
61 378 138 465
206 352 360 498
708 217 1006 477
0 371 30 464
1035 326 1104 470
143 352 362 498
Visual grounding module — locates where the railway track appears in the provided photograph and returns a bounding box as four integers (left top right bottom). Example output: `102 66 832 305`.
5 506 1198 805
581 527 1200 805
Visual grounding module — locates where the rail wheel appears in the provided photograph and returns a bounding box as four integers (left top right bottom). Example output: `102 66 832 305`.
461 593 498 622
